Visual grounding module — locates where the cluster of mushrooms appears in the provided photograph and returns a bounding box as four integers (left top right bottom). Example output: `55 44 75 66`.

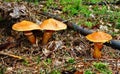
12 18 112 59
12 18 67 46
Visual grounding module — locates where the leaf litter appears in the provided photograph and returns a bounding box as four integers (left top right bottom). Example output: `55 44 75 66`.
0 1 120 74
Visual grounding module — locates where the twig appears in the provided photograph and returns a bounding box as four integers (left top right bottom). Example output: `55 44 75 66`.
0 52 23 60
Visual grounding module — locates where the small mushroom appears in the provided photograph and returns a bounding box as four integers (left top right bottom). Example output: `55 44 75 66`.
86 31 112 58
12 20 41 46
39 18 67 45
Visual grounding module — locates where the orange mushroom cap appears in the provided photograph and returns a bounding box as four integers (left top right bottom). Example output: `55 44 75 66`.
86 31 112 43
39 18 67 31
12 20 41 31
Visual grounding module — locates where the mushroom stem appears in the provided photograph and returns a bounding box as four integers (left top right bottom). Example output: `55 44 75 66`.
93 42 103 58
24 31 36 45
42 30 54 45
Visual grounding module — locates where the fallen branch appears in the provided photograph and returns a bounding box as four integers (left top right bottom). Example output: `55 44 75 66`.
39 12 120 50
40 12 93 35
83 1 120 5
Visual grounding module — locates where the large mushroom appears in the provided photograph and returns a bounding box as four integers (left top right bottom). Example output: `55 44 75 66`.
12 20 41 46
39 18 67 45
86 31 112 58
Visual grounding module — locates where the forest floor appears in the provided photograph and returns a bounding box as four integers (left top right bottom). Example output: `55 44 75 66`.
0 1 120 74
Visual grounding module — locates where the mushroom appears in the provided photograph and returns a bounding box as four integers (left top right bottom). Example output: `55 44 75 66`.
86 31 112 58
39 18 67 45
12 20 41 46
